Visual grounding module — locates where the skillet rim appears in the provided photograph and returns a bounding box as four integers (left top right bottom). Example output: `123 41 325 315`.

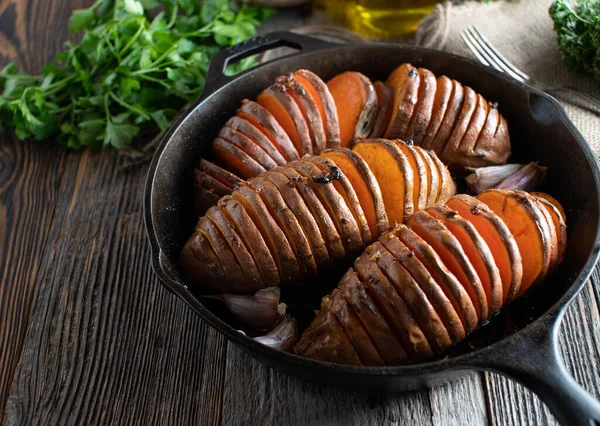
144 39 600 375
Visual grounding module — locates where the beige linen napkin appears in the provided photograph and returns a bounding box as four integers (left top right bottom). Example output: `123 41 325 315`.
416 0 600 155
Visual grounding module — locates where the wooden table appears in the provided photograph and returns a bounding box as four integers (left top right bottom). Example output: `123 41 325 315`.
2 1 600 425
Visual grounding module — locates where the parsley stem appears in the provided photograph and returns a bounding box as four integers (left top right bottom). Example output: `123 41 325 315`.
120 19 146 56
109 92 150 120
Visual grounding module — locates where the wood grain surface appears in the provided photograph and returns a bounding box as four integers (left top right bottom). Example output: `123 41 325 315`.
1 1 599 425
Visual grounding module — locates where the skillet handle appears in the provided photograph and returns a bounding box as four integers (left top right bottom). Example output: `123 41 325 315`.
203 31 337 92
480 311 600 426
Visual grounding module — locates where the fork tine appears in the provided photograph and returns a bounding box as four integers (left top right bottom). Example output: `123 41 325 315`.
465 27 526 83
462 29 506 75
460 31 491 67
470 25 530 81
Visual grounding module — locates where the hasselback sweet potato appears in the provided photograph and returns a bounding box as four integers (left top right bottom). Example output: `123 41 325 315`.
296 190 567 365
182 142 455 293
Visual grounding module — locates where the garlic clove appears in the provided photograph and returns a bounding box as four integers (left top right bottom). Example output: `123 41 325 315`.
210 287 286 333
495 162 547 192
465 163 523 194
253 315 298 352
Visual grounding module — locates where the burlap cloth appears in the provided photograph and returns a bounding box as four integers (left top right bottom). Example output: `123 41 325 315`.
416 0 600 156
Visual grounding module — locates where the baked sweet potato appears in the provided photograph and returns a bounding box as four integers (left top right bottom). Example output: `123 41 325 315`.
531 192 566 222
237 100 299 161
353 139 415 225
407 210 488 322
275 166 346 263
407 68 437 145
327 71 378 147
477 189 552 294
385 63 420 140
320 148 389 240
218 126 278 170
440 86 478 167
213 137 266 179
427 205 503 315
430 79 464 156
532 194 567 264
369 81 394 139
396 142 428 211
199 159 243 189
421 76 453 150
413 146 441 207
295 69 341 147
257 86 312 156
224 116 287 166
445 194 522 303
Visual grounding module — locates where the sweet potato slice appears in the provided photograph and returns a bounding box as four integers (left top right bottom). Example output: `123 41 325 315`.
193 181 220 217
352 139 414 225
224 116 287 166
262 170 331 269
294 304 363 365
430 152 456 204
275 166 346 263
218 126 278 170
413 146 440 207
533 194 567 265
295 69 341 147
430 79 464 156
456 94 488 159
218 196 280 286
192 216 248 291
237 100 299 161
311 156 372 246
355 246 433 361
180 222 227 292
277 74 327 154
531 192 566 222
385 63 420 140
195 169 230 197
369 81 394 139
427 205 504 316
368 242 450 355
232 185 300 284
421 76 453 150
476 189 551 294
463 100 499 163
441 86 478 167
534 196 559 272
199 159 243 189
445 194 522 303
339 270 409 365
378 230 464 345
329 289 385 366
321 148 389 240
471 113 511 168
248 176 318 277
288 159 364 256
327 71 377 147
206 206 264 288
396 141 428 211
407 210 489 322
395 225 478 334
213 137 266 179
406 68 436 146
257 86 312 156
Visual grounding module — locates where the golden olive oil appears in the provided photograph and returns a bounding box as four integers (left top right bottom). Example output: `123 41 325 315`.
316 0 439 39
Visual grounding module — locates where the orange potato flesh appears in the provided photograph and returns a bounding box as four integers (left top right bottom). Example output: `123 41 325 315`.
321 150 379 239
477 190 547 294
352 140 412 226
295 73 328 138
327 71 368 147
531 192 567 223
212 138 265 179
396 142 427 211
533 194 567 264
257 91 305 155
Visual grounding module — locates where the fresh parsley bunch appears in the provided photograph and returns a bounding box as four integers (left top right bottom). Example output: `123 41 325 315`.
0 0 273 156
550 0 600 82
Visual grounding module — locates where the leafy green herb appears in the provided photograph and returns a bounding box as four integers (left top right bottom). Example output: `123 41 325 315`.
550 0 600 81
0 0 274 163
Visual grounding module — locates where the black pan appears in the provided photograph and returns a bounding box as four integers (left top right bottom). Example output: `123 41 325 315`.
144 31 600 425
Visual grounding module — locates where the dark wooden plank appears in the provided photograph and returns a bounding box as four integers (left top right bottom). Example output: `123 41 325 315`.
221 346 488 425
483 270 600 425
2 150 229 425
0 0 93 413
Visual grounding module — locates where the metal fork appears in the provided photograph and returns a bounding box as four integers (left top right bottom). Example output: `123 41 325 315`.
460 25 600 109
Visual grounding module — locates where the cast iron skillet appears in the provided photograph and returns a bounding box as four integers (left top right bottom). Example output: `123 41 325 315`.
144 31 600 425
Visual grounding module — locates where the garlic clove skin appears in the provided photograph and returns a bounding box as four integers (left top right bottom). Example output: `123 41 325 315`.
253 315 298 352
495 162 547 192
212 287 286 333
465 163 523 194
